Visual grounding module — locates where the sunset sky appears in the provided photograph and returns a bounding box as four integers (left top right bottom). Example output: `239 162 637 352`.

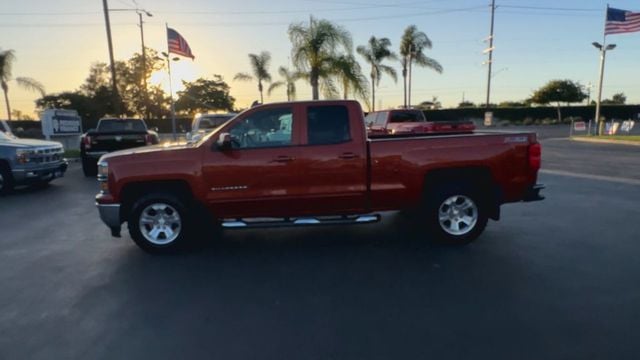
2 0 640 118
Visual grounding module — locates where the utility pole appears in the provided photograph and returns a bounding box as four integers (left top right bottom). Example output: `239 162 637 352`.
102 0 120 115
484 0 496 110
137 11 150 120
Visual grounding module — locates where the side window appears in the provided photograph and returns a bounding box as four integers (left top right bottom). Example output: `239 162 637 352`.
227 107 293 149
307 105 350 145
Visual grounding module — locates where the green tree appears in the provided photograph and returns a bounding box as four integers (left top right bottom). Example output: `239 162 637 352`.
498 101 527 108
288 17 352 100
601 92 626 105
329 54 369 104
357 36 397 111
529 80 587 122
267 66 301 101
234 51 272 104
175 75 235 115
399 25 442 108
0 49 45 121
36 89 116 130
458 101 475 108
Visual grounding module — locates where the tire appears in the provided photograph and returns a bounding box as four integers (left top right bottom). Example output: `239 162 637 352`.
0 164 14 195
82 156 97 177
424 183 488 245
127 193 193 254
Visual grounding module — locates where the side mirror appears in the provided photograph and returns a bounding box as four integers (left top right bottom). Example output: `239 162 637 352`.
216 132 232 150
151 127 159 132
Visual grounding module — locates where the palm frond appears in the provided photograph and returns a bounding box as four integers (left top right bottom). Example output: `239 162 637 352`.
267 81 285 96
15 76 45 97
233 73 253 81
0 49 17 82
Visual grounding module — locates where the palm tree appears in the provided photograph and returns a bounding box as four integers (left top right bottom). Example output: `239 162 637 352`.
267 66 301 101
400 25 442 108
357 37 397 111
288 17 352 100
0 49 45 120
329 55 369 105
234 51 272 104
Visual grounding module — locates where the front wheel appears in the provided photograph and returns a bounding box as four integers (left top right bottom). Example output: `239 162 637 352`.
425 185 488 245
127 193 191 254
82 156 97 177
0 165 14 195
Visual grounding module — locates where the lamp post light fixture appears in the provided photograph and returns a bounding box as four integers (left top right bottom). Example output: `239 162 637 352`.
592 41 616 136
110 7 153 120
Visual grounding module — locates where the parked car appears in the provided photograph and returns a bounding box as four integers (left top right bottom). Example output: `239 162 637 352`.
364 109 475 135
95 100 543 253
80 118 158 177
186 113 237 142
0 120 68 194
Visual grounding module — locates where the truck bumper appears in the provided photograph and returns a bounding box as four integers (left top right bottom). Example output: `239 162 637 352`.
97 203 122 237
523 184 545 202
11 161 68 185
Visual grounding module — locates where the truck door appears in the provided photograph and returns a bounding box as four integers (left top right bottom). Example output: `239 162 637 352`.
294 104 368 214
201 105 305 218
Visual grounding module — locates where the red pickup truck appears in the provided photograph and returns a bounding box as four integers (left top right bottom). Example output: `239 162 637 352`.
365 109 475 135
95 100 543 253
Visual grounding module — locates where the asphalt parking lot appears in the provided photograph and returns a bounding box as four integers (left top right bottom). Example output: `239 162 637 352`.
1 137 639 359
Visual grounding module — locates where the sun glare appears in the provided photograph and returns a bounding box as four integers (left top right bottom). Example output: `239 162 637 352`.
149 60 198 96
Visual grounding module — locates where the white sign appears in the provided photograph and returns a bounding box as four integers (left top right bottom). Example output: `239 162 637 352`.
484 111 493 126
40 109 82 137
574 121 586 131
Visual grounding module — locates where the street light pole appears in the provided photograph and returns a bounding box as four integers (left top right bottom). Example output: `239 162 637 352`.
592 42 616 135
162 51 179 141
101 0 120 115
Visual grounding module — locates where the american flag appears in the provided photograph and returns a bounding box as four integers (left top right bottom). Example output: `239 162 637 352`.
167 28 195 59
605 7 640 35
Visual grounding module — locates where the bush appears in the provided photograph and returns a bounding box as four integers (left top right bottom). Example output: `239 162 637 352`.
522 117 534 126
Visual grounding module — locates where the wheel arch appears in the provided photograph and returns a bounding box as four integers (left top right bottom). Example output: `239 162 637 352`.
120 180 195 222
423 166 501 220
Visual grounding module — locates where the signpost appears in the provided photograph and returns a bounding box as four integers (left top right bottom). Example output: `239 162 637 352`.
484 111 493 127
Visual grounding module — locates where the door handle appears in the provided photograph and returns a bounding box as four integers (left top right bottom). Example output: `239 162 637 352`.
270 155 294 163
338 152 358 160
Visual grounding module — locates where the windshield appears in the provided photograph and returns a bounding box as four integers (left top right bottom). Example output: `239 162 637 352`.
97 119 147 132
197 115 235 130
0 131 13 140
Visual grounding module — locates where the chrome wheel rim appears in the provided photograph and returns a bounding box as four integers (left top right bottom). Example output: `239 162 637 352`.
139 203 182 245
438 195 478 236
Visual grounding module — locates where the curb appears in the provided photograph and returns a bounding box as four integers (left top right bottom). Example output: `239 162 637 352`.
571 137 640 147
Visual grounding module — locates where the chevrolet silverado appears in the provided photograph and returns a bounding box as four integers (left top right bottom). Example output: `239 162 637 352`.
95 100 543 253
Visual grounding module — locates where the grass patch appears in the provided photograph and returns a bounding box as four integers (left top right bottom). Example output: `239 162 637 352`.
64 149 81 158
574 135 640 142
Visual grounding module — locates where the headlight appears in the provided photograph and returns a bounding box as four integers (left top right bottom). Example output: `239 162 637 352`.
16 149 34 163
97 161 109 181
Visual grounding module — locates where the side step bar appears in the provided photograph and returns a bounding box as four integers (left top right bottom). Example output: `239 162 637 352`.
221 214 381 229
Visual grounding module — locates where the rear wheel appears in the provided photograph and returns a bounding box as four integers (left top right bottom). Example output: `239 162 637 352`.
425 184 488 244
127 193 192 254
0 164 14 195
82 156 97 177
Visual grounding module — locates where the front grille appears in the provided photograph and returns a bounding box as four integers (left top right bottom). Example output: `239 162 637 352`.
31 146 63 164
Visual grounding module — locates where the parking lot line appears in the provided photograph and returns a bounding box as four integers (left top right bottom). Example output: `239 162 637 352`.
540 169 640 186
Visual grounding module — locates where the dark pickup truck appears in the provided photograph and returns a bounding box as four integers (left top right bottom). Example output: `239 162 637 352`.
81 118 158 176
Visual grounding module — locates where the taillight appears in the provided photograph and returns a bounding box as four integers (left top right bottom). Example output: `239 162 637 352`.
528 142 541 170
84 136 92 149
145 134 153 145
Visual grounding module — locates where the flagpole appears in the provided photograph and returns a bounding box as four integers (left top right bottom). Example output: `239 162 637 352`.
594 4 609 136
166 23 177 141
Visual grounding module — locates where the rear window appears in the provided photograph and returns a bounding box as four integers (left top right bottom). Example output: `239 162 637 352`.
307 105 350 145
389 111 425 123
375 112 388 126
98 119 146 132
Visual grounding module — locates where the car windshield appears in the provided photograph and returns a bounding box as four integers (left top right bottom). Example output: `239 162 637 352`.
0 131 12 140
98 119 146 132
198 115 234 130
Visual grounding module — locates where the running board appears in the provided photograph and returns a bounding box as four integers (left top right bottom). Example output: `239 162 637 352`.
221 214 380 229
